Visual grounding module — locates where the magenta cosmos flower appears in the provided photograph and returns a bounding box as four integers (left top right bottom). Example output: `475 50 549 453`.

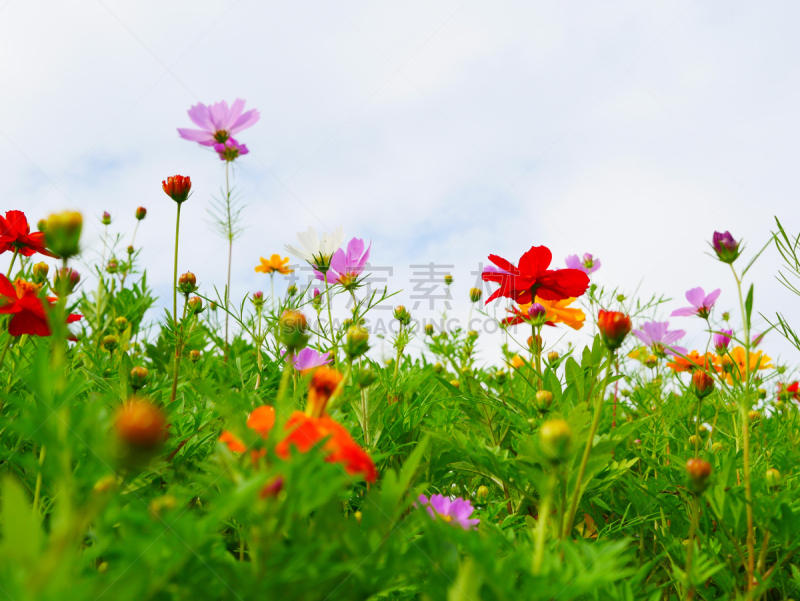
314 237 371 287
417 494 479 530
712 231 740 264
671 287 720 319
215 138 249 162
284 347 331 372
714 328 732 353
633 321 687 356
177 99 260 147
565 253 600 275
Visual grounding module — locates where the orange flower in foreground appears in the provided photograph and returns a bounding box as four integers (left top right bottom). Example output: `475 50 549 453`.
276 411 376 482
219 430 247 453
307 366 344 417
255 254 293 275
667 351 720 373
247 405 276 434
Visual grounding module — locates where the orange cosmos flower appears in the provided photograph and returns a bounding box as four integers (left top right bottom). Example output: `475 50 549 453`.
306 366 344 417
667 351 720 373
255 254 293 275
721 346 773 383
503 297 585 330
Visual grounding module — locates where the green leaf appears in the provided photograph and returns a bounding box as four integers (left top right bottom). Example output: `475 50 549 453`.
744 284 754 330
0 476 43 564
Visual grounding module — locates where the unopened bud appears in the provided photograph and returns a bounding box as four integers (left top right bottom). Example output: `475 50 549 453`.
449 379 460 389
251 291 265 307
130 366 149 390
540 419 571 462
535 390 554 412
433 362 443 373
45 211 83 258
278 311 309 351
260 477 284 499
711 441 723 453
547 351 559 363
686 457 712 494
444 274 453 286
178 272 198 295
135 206 147 220
469 287 482 303
393 305 411 326
107 259 118 274
32 262 49 282
115 316 128 332
114 397 167 451
766 468 782 488
692 371 715 398
748 410 761 423
356 367 376 388
287 284 297 297
189 350 200 362
597 310 632 351
102 334 118 352
476 485 489 502
188 296 204 314
425 323 434 336
345 325 370 358
101 211 111 225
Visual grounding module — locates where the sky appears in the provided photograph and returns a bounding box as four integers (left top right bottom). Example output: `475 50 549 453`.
2 0 800 366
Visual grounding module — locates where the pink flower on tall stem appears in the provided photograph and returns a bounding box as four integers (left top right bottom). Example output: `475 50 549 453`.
314 238 371 287
714 328 732 354
633 321 687 356
671 287 721 319
565 253 600 274
177 99 260 147
214 138 249 162
416 494 479 530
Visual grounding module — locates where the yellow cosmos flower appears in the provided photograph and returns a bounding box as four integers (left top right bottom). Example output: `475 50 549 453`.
255 254 293 275
516 297 586 331
721 346 773 384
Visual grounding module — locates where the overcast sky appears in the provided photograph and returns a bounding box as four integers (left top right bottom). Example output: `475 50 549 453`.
2 0 800 365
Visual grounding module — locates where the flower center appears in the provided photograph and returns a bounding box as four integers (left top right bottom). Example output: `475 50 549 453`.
213 130 230 143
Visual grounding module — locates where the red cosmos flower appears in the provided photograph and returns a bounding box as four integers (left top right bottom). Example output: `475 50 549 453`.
0 210 58 258
482 246 589 305
0 275 81 336
778 381 800 402
597 309 631 350
162 175 192 204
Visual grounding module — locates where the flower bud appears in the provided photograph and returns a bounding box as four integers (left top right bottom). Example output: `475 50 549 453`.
260 476 284 499
287 284 297 297
698 424 710 438
53 267 80 296
748 410 761 423
766 468 782 488
757 388 767 400
711 231 740 264
511 354 526 370
527 303 547 326
547 351 559 363
162 175 192 204
101 211 111 226
711 441 723 453
495 370 506 383
686 457 712 494
130 366 148 390
45 211 82 258
251 291 265 308
106 259 118 274
135 206 147 220
209 301 217 311
189 350 200 362
102 334 118 352
535 390 554 413
30 262 48 284
449 379 460 389
692 371 715 399
178 271 198 295
444 274 453 286
644 355 658 368
345 325 370 358
354 510 362 524
393 305 411 326
540 419 571 462
469 287 482 303
115 316 128 332
467 330 478 341
476 485 489 502
114 397 167 451
425 323 434 336
433 362 443 373
597 310 632 350
278 310 309 351
188 296 204 314
688 434 703 449
37 219 46 232
527 335 543 353
355 367 376 388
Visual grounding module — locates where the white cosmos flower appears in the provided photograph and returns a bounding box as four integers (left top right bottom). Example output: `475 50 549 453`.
285 226 345 270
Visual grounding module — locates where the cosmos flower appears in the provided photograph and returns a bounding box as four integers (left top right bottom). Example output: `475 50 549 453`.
416 494 480 530
482 246 589 305
285 347 332 372
285 226 345 272
214 137 249 162
667 351 720 373
0 210 57 258
314 237 371 287
0 275 81 336
177 99 260 147
712 231 740 264
598 310 632 350
255 254 293 275
722 347 773 384
632 321 687 356
714 329 732 354
565 253 600 275
671 287 721 319
503 297 585 330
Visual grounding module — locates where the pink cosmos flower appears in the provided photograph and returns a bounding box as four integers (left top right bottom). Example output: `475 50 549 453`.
416 494 479 530
284 347 331 372
214 138 249 162
565 253 600 274
633 321 687 356
177 99 260 147
671 287 720 319
714 328 732 353
314 238 371 286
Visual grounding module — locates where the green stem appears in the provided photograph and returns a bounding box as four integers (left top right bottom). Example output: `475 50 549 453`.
170 296 187 402
224 161 231 357
325 274 337 366
32 445 46 516
0 334 12 371
173 203 182 328
685 494 700 600
6 248 18 278
255 306 263 390
532 471 557 575
564 348 615 536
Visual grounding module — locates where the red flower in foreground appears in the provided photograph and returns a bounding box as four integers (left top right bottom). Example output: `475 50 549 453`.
162 175 192 204
482 246 589 305
0 275 81 336
219 404 376 483
0 210 57 258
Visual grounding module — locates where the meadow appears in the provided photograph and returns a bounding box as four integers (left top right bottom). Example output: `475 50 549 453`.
2 100 800 601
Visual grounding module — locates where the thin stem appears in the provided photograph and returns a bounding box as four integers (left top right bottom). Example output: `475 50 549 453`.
564 348 615 536
224 161 231 358
173 203 182 328
532 471 557 575
170 296 187 402
686 494 700 600
0 334 12 371
32 445 46 516
255 305 263 390
6 248 18 278
325 274 337 366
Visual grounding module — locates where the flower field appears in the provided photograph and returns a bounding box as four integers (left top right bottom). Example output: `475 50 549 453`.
3 100 800 601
